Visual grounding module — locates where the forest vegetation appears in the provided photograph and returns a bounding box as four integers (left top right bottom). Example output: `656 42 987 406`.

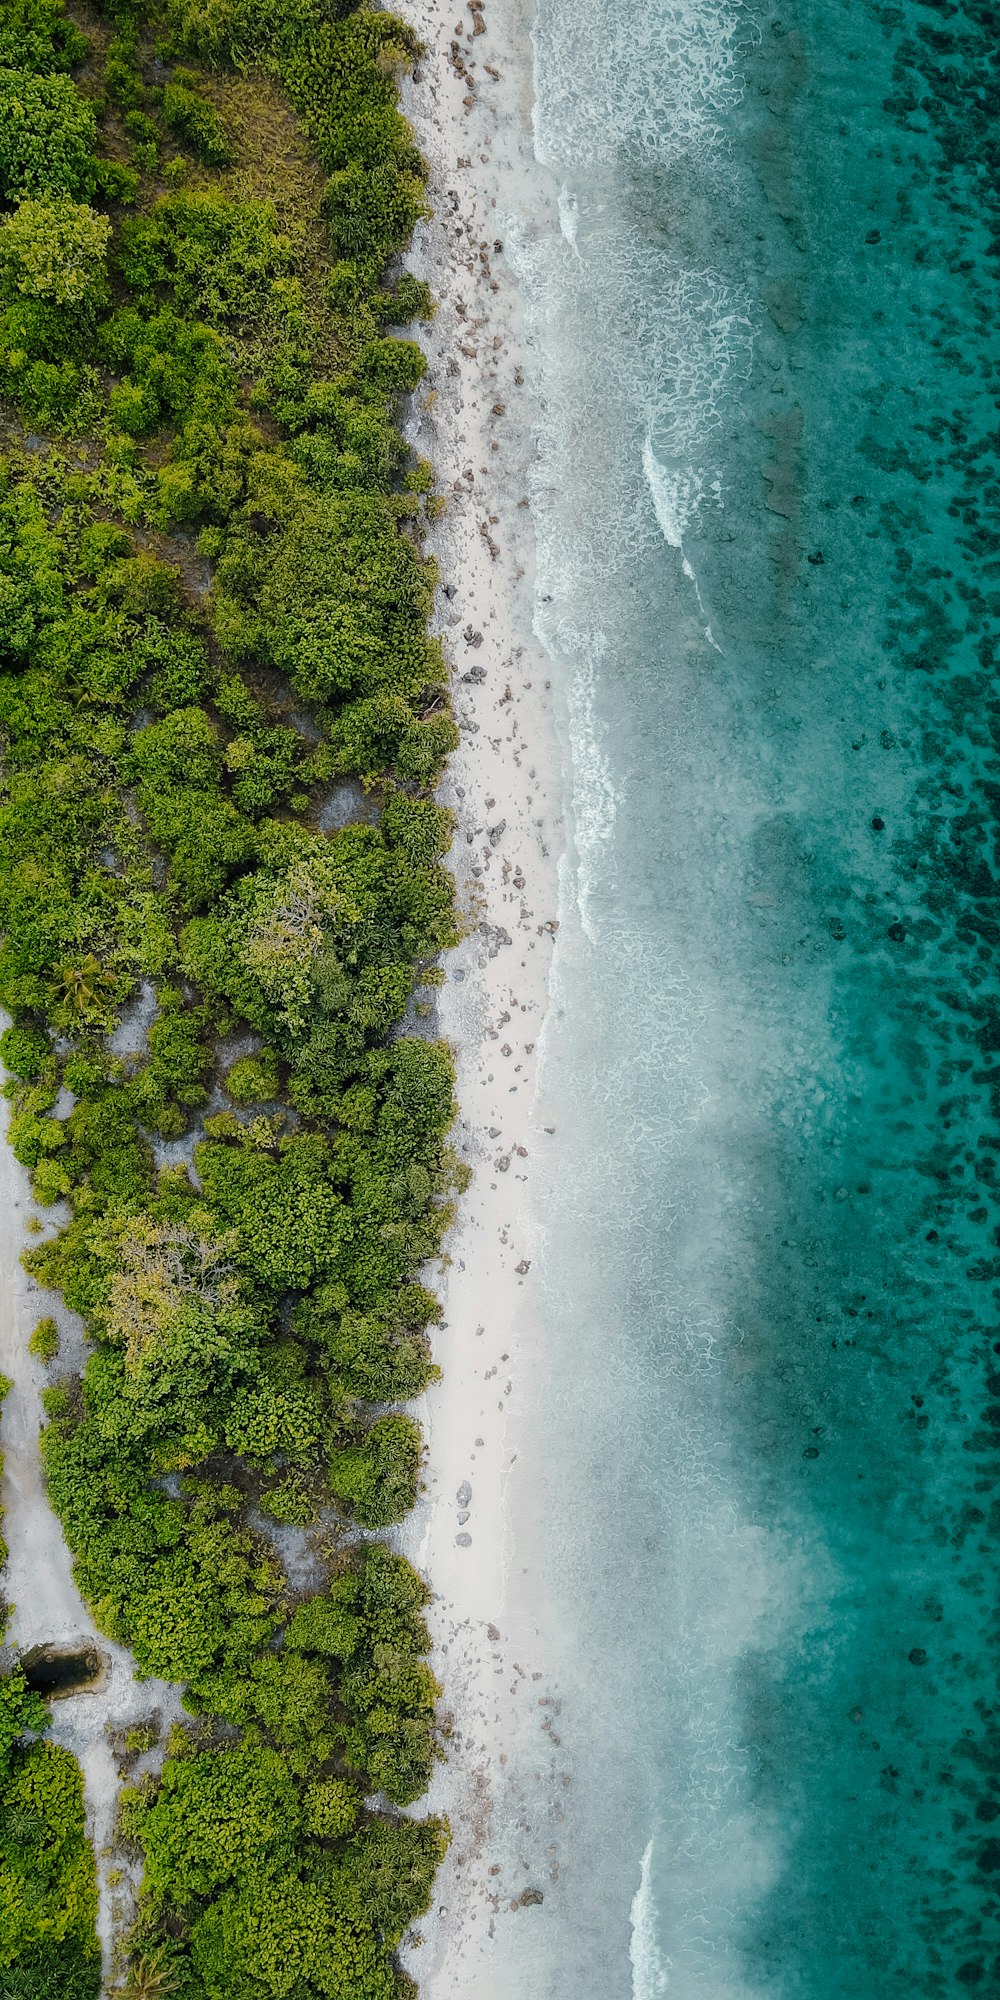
0 1 460 1993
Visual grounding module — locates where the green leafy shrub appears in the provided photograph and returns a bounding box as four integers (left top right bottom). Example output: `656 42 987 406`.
119 193 295 329
0 198 110 312
161 75 231 166
0 1671 48 1781
328 1411 423 1528
0 1738 99 1995
28 1315 59 1361
0 71 96 201
304 1774 358 1841
0 0 89 77
224 1048 278 1102
0 1025 50 1082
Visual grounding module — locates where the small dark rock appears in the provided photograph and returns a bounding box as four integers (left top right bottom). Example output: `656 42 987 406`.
519 1888 544 1907
908 1647 928 1666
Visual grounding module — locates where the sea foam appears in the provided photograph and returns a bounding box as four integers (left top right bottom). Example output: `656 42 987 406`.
630 1839 670 1999
642 437 722 652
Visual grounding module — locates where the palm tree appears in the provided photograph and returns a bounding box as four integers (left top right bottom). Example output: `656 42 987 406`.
123 1948 180 2000
53 951 112 1016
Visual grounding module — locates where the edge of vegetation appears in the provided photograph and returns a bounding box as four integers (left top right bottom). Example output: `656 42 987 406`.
0 2 462 1994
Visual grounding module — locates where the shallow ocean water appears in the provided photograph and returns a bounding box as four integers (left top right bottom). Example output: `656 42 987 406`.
513 0 1000 1992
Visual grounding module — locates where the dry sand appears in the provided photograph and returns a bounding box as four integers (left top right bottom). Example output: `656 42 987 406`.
397 2 575 1990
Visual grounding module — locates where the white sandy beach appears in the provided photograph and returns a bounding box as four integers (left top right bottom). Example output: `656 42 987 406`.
397 3 578 1991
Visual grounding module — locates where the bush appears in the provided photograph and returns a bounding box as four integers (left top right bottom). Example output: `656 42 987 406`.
0 1936 100 2000
224 1049 278 1102
0 0 89 77
161 75 231 166
0 1025 50 1082
0 1740 99 1990
0 198 110 312
28 1316 59 1362
0 71 96 201
328 1411 423 1528
99 554 182 619
118 193 295 329
0 1670 48 1781
304 1774 358 1841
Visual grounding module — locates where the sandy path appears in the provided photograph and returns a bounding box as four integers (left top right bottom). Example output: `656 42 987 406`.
0 1053 183 1992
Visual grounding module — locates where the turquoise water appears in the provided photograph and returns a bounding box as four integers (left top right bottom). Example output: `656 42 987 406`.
516 0 1000 1992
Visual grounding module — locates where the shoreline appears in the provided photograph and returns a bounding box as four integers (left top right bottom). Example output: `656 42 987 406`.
397 2 573 1988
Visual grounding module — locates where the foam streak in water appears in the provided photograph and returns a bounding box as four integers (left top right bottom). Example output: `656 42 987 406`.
642 436 722 653
631 1837 670 1998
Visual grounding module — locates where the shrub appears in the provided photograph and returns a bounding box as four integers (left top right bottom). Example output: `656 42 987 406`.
0 1740 99 1990
136 1742 301 1910
118 193 295 329
0 0 89 77
0 1024 50 1082
0 1670 48 1780
323 160 428 270
0 71 97 201
28 1316 59 1362
161 76 231 166
0 198 110 312
224 1049 278 1102
304 1775 358 1841
99 555 183 620
328 1412 423 1528
140 623 212 712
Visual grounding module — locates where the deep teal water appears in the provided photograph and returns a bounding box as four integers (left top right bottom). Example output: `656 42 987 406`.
518 0 1000 1992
